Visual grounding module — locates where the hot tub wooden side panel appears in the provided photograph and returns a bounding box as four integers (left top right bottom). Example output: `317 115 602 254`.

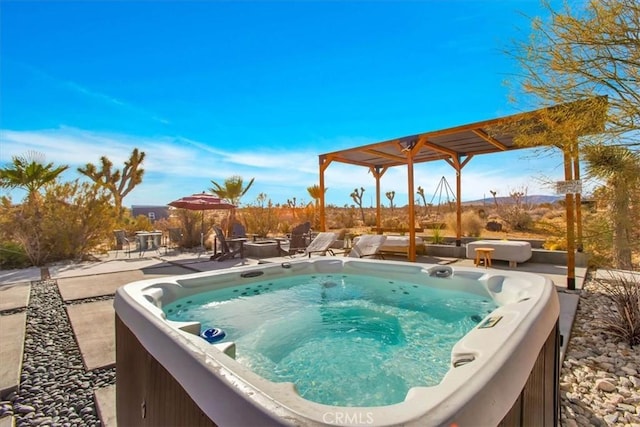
116 315 217 427
498 322 559 427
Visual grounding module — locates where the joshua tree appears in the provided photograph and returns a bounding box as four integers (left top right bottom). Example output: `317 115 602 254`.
584 144 639 269
287 197 297 219
417 186 428 216
489 190 499 209
350 187 366 223
385 191 396 212
78 148 145 220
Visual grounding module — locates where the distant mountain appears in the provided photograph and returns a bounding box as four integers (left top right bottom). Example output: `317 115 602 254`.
461 195 563 206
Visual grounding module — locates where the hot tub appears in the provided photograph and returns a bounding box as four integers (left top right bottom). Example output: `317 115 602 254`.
114 258 560 426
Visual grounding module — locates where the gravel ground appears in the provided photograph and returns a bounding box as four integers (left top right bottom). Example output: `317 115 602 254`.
559 275 640 427
0 280 114 426
0 275 637 426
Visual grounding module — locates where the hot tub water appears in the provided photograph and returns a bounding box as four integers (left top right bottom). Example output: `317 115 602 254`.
163 273 497 406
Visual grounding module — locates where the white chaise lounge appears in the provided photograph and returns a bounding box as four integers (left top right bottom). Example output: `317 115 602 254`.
378 236 425 258
351 235 424 259
466 240 532 267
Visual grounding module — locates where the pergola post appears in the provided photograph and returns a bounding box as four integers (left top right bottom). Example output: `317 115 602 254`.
319 156 331 232
573 154 583 252
406 156 416 261
455 161 462 247
370 166 386 234
563 148 576 291
444 155 473 247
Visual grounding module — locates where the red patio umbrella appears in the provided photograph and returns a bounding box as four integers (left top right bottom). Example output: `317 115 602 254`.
168 192 235 250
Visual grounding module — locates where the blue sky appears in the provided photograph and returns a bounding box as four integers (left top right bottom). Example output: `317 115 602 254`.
1 0 574 208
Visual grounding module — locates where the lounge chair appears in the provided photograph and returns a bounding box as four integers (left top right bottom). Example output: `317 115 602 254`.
348 235 387 259
276 222 311 256
303 232 338 257
210 226 246 261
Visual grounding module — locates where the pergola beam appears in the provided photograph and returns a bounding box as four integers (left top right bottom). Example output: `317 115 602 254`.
471 128 508 150
362 149 406 163
317 97 607 291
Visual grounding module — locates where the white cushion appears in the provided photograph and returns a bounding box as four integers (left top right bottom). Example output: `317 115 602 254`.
379 235 424 251
466 240 532 263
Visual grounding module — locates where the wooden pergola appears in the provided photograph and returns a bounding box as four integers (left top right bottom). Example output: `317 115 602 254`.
318 98 607 290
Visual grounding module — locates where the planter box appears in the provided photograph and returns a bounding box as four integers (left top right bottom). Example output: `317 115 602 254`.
530 249 589 267
424 244 466 258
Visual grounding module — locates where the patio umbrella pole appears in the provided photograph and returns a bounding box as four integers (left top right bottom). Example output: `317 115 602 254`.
200 214 205 254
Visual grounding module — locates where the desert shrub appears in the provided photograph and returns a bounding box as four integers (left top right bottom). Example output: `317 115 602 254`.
40 181 117 261
501 206 533 231
0 241 30 269
152 218 178 233
0 181 117 265
331 209 356 229
279 222 292 235
172 209 207 248
364 213 377 227
382 217 401 229
298 203 316 228
242 194 279 237
529 206 550 222
445 211 483 237
595 271 640 347
121 215 154 235
535 220 567 250
542 209 565 221
431 226 445 244
543 236 567 251
581 211 615 267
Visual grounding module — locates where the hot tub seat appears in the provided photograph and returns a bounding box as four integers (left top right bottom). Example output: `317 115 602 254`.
466 240 532 267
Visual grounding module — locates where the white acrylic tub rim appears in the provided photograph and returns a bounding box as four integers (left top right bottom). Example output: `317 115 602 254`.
114 258 559 427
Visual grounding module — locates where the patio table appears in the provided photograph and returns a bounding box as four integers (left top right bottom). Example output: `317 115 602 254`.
135 231 163 256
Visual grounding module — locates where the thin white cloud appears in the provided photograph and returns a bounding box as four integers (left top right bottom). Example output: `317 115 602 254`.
1 127 564 207
0 127 324 204
17 62 171 125
64 81 127 107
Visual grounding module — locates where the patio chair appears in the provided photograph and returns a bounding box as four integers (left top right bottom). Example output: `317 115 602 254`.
348 235 387 259
113 230 132 258
303 232 338 257
211 226 246 261
276 222 311 256
231 222 247 239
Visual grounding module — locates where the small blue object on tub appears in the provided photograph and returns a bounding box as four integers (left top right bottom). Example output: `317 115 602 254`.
201 328 226 343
